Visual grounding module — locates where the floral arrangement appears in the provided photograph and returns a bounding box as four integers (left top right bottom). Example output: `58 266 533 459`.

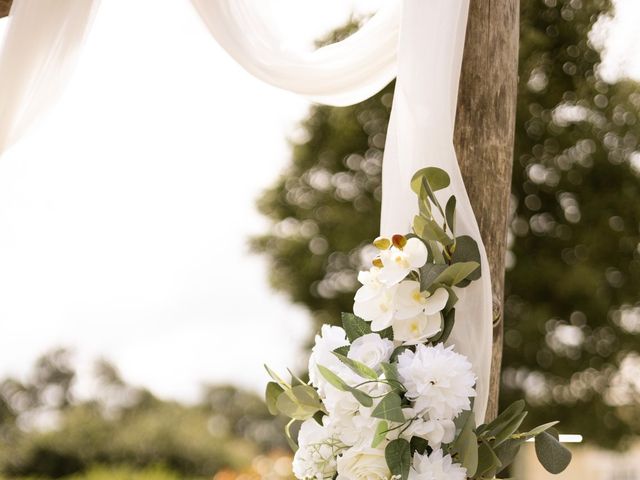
265 167 572 480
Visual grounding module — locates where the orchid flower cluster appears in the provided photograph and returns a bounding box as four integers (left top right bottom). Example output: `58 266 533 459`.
265 167 571 480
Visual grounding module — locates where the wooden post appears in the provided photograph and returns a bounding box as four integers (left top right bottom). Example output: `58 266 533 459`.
453 0 519 421
0 0 12 18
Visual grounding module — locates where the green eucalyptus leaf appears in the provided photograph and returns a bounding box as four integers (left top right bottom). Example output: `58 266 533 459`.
410 436 430 456
445 195 456 234
522 421 559 439
332 351 379 380
420 263 448 291
414 215 454 246
342 312 371 341
452 410 478 477
264 364 290 388
285 418 298 451
476 439 502 478
372 420 389 448
535 431 572 474
479 400 525 437
450 236 482 284
317 365 373 407
265 382 284 416
430 309 455 345
494 438 525 474
371 392 405 423
333 346 350 357
493 412 528 447
390 345 413 362
411 167 451 193
385 438 411 480
432 262 480 287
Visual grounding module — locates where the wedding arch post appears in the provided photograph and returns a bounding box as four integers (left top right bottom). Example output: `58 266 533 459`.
0 0 11 17
453 0 519 421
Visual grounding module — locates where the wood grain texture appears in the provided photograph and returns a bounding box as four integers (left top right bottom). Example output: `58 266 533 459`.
0 0 12 18
453 0 519 421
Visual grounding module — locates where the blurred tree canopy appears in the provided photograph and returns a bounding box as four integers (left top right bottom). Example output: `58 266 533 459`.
0 350 288 479
251 0 640 448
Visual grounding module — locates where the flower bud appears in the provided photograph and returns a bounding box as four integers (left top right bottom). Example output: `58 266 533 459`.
392 234 407 249
373 237 391 250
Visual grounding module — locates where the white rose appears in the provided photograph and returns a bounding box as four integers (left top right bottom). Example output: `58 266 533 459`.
309 325 350 395
336 446 390 480
349 333 394 370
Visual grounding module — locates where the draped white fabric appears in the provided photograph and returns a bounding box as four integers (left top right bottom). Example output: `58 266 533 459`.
0 0 100 154
380 0 492 424
189 0 401 107
0 0 492 422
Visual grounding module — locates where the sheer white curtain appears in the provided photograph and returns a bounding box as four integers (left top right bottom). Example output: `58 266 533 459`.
0 0 493 422
0 0 100 154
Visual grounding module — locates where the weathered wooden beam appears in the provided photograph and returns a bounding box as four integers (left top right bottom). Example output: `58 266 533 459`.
454 0 519 421
0 0 12 18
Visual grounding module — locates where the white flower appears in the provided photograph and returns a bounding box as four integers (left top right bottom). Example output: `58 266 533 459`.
336 446 390 480
393 283 448 344
323 386 361 419
395 282 449 320
327 412 381 448
354 269 398 331
393 313 443 345
309 325 350 395
408 449 467 480
349 333 394 370
397 344 476 420
378 238 428 286
293 419 343 480
400 408 455 448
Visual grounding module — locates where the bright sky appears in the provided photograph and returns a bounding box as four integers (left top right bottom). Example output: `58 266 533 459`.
0 0 637 403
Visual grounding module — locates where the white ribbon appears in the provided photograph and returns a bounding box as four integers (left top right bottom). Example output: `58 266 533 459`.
0 0 493 422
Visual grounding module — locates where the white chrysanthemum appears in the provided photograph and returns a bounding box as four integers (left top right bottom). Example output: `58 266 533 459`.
354 269 398 331
378 237 428 286
308 325 350 395
293 419 344 480
348 333 394 370
400 407 455 448
397 344 476 420
408 449 467 480
336 446 390 480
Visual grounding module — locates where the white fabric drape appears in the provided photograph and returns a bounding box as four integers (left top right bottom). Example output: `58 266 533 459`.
380 0 492 424
200 0 492 423
189 0 400 107
0 0 100 154
0 0 493 423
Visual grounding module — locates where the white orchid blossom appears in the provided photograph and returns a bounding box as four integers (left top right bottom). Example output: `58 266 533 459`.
377 237 428 286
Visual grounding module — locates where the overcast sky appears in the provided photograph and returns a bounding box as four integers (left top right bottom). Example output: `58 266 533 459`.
0 0 638 402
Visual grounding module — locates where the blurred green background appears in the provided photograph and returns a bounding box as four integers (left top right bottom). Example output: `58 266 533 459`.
2 0 639 478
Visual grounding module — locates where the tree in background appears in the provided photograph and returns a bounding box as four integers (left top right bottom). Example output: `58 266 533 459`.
251 0 640 448
0 350 288 479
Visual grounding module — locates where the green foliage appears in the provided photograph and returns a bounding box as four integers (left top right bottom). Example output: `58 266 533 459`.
384 439 411 480
252 0 640 448
0 351 287 479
